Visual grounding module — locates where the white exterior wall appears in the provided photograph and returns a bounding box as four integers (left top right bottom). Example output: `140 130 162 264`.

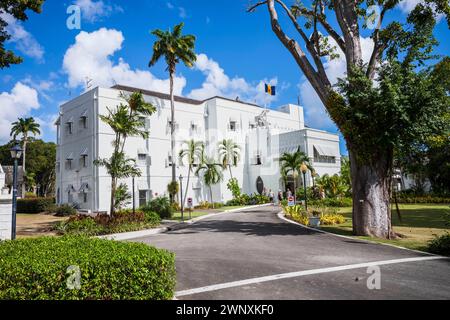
56 86 340 213
0 195 12 240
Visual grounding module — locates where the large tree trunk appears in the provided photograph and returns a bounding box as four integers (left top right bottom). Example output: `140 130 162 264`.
170 71 176 187
349 150 393 238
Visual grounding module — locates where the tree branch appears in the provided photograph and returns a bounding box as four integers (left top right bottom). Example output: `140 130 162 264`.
273 0 330 88
366 5 389 79
265 0 331 105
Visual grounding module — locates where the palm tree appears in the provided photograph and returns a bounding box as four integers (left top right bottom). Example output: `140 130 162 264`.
149 22 196 186
218 139 241 179
179 140 204 208
96 92 155 215
10 117 41 195
279 148 312 202
195 154 223 208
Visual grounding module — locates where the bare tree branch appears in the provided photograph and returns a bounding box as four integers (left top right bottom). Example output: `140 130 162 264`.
265 0 331 105
273 0 331 87
366 5 389 79
247 1 268 12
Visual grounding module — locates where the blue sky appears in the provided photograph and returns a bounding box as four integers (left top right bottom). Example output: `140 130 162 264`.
0 0 449 155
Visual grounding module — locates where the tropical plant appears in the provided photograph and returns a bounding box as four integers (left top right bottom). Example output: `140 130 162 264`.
179 139 204 207
142 197 173 219
218 139 241 179
279 148 312 201
149 22 196 186
227 178 241 199
10 117 41 195
167 181 179 203
315 174 347 199
95 92 155 215
195 155 223 208
114 183 132 211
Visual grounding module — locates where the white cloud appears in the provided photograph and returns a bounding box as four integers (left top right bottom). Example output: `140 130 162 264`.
188 53 282 105
74 0 122 23
0 13 44 61
398 0 444 21
398 0 422 13
166 2 187 18
299 36 374 129
62 28 186 94
0 82 40 143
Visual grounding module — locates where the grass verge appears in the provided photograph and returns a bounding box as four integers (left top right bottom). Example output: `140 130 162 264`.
319 204 450 252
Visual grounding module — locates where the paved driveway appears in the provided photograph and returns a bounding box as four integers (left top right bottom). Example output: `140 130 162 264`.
132 206 450 300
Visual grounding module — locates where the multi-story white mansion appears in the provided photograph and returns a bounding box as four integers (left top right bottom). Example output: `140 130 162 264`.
55 85 341 213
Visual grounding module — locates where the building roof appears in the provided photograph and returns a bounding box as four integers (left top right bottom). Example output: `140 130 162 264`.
111 84 262 109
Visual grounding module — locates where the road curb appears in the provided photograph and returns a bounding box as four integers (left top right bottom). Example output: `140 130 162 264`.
96 227 169 241
276 211 443 257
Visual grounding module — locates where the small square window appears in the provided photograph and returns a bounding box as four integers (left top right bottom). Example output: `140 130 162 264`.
229 121 236 131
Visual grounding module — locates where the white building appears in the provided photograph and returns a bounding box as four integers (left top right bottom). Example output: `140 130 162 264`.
55 85 341 213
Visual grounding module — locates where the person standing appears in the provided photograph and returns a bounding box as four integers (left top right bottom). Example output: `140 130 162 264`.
278 190 283 205
268 189 275 205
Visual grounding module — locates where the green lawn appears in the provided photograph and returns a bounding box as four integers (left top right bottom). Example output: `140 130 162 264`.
320 204 450 252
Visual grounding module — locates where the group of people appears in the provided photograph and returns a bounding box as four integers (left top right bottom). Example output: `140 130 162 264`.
263 188 294 206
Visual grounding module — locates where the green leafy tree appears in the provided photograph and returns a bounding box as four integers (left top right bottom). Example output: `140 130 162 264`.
179 139 204 207
10 117 41 195
0 0 45 68
167 181 179 203
250 0 450 238
149 22 196 185
95 92 155 215
0 139 56 196
195 155 223 208
218 139 241 179
279 148 312 202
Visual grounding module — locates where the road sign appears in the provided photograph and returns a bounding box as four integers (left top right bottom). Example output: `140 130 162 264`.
288 196 295 207
187 197 193 208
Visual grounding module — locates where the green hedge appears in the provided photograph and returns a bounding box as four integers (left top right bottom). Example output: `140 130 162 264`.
17 197 55 214
396 196 450 204
308 198 353 208
0 236 176 300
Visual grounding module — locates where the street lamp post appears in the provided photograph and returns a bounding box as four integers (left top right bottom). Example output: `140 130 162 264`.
300 162 308 212
10 144 23 240
179 174 184 222
132 175 136 215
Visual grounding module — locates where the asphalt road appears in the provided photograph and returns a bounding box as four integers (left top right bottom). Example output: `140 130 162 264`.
132 205 450 300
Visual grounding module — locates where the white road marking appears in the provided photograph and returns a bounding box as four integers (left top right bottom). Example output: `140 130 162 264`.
175 256 446 297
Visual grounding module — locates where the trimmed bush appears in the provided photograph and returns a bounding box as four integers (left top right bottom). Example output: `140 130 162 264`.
309 197 353 208
55 204 77 217
428 233 450 256
17 197 55 214
396 196 450 204
142 197 173 219
0 236 176 300
54 209 161 237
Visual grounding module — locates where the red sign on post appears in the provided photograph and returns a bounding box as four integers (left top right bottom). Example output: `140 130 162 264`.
288 196 295 206
187 197 193 208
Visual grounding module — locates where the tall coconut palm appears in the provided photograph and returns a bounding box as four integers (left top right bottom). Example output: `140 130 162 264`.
218 139 241 179
179 139 204 208
10 117 41 195
149 22 196 186
279 148 312 202
195 155 223 208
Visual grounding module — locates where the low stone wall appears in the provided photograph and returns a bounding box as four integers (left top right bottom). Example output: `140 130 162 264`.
0 195 12 240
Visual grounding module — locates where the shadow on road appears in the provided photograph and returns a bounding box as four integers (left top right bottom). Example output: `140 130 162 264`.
169 218 322 237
